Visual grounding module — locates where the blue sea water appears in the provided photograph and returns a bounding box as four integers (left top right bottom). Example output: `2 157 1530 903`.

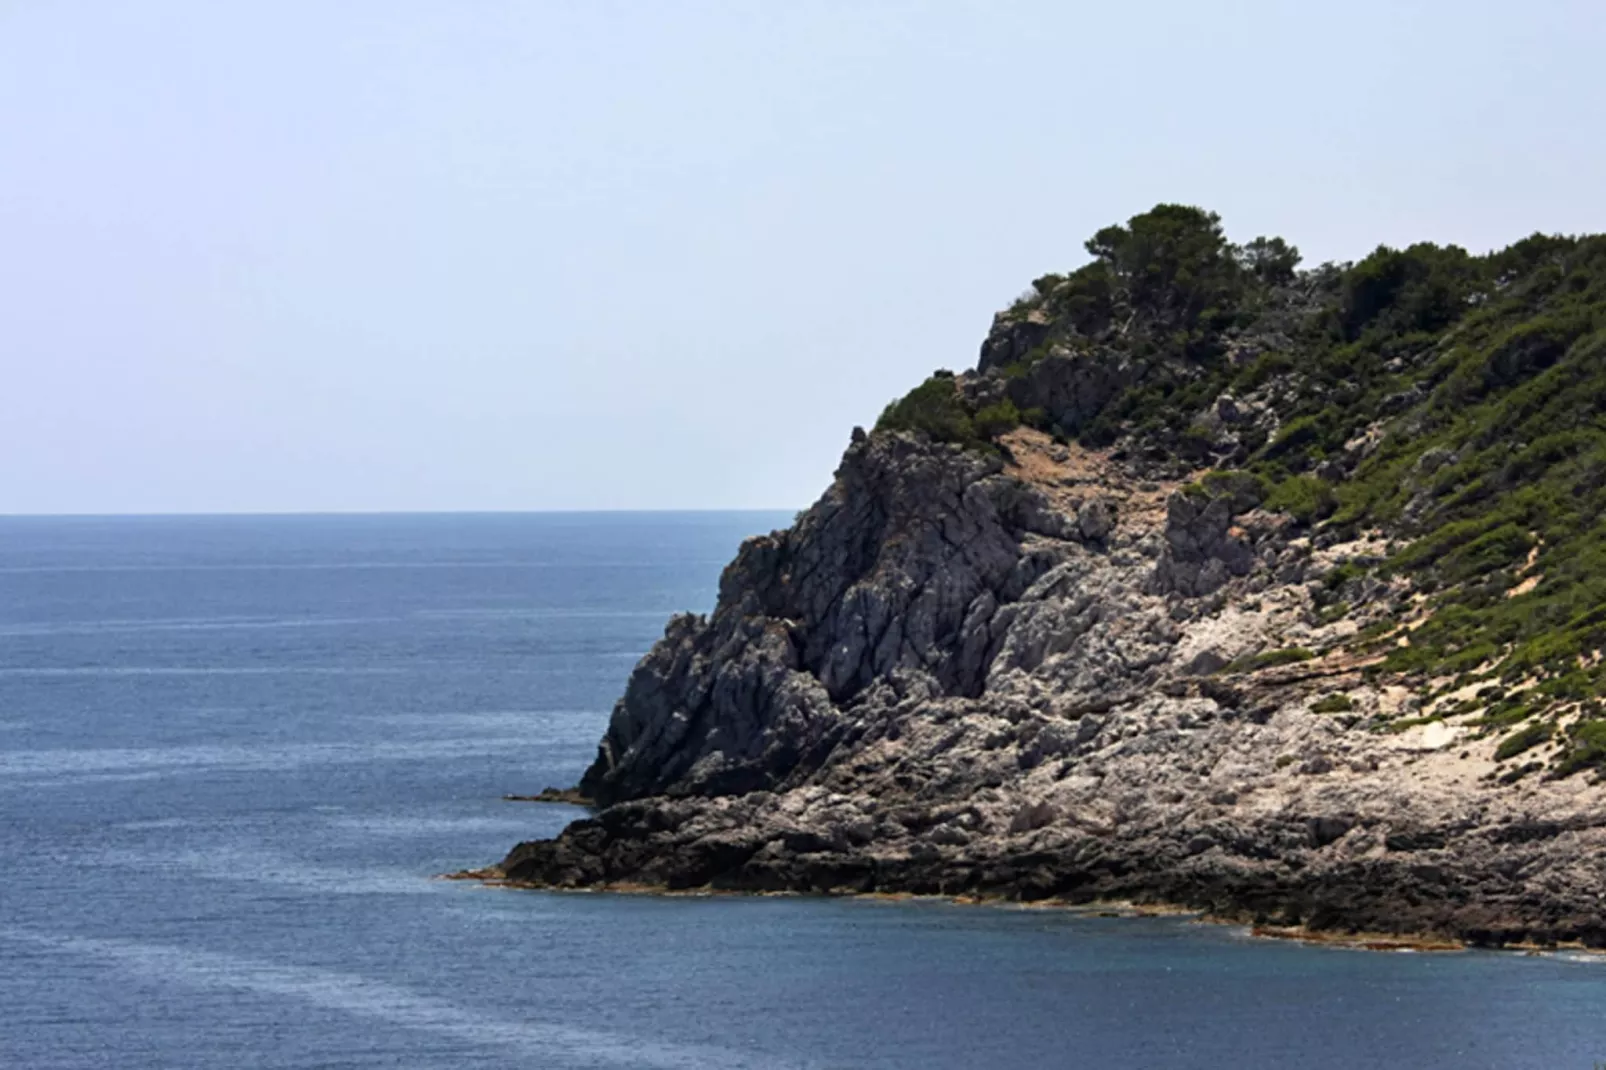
2 512 1604 1070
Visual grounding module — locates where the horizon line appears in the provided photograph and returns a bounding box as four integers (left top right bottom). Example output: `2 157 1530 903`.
0 506 802 520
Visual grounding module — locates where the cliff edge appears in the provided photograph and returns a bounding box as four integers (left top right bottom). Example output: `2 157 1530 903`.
489 206 1606 947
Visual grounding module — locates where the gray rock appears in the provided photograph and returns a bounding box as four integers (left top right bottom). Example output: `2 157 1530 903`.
1077 497 1117 542
1005 351 1132 436
976 314 1051 375
494 379 1606 949
1151 490 1255 597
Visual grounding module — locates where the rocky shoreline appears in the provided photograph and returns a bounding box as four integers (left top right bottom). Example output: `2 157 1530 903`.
472 213 1606 948
445 864 1589 955
468 422 1606 949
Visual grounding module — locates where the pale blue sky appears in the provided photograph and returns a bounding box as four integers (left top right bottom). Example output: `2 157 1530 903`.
2 1 1603 513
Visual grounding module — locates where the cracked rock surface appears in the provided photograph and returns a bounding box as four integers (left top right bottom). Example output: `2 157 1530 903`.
492 424 1606 947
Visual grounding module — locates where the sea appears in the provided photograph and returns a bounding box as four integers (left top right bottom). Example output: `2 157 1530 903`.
2 512 1603 1070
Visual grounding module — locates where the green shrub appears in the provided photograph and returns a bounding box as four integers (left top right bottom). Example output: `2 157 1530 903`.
1083 204 1247 341
875 373 979 447
1048 263 1117 337
1229 352 1294 393
1316 601 1351 625
1311 694 1355 714
1324 562 1369 591
973 399 1023 439
1263 415 1324 459
1238 236 1302 285
1553 719 1606 778
1264 475 1337 524
1480 315 1588 392
1223 647 1317 673
1477 698 1540 728
1203 469 1268 505
1341 242 1483 340
1384 714 1444 733
1494 721 1553 761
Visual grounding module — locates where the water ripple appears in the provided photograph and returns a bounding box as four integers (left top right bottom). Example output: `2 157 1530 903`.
0 736 545 782
0 927 806 1070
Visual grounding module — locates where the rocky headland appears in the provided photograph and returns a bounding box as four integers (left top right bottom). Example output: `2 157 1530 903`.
477 206 1606 948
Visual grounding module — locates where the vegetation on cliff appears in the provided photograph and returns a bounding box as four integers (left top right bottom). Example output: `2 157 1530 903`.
877 204 1606 777
499 205 1606 943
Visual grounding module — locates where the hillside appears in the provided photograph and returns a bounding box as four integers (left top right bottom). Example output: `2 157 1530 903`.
886 205 1606 772
481 206 1606 947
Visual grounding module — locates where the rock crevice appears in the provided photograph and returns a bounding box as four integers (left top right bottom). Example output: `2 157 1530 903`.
498 221 1606 946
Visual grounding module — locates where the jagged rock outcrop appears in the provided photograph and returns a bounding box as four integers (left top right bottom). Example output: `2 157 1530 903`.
483 208 1606 948
976 312 1050 374
1151 489 1258 598
578 432 1076 806
487 412 1606 946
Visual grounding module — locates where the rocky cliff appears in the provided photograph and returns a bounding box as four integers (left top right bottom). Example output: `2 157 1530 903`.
485 206 1606 948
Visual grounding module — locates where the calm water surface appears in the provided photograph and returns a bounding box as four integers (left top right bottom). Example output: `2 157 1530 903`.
2 513 1604 1069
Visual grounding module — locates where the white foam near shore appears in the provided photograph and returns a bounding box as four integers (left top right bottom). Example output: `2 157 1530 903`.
0 927 804 1070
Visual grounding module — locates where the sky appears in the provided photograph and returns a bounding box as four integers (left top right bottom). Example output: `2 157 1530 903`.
2 1 1603 514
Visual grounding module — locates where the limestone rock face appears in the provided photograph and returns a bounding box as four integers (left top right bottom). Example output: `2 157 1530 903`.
976 313 1050 374
1151 490 1257 597
1076 497 1116 543
580 432 1072 806
1004 351 1131 437
503 423 1606 948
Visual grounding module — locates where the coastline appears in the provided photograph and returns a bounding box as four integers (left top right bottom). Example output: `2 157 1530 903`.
439 866 1574 955
470 228 1606 966
501 787 592 806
